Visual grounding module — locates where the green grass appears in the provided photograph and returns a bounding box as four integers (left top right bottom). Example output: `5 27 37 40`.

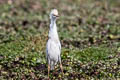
0 0 120 79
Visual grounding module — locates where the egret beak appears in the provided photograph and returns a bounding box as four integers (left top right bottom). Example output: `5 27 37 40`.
56 15 59 17
53 14 59 17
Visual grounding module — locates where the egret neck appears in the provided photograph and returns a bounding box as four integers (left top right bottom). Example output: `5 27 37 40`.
49 18 59 42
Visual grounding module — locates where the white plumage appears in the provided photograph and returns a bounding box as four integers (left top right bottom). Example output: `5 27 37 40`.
46 9 63 78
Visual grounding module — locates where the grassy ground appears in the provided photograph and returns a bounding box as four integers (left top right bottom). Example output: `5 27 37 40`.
0 0 120 79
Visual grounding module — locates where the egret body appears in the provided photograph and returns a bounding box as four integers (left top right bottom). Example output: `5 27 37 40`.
46 9 63 78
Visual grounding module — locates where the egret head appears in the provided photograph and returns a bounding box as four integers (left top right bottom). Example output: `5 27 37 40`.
50 9 59 20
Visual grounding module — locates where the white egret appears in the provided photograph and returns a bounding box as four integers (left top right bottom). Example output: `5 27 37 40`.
46 9 64 78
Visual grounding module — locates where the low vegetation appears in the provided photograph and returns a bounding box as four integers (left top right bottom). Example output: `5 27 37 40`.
0 0 120 79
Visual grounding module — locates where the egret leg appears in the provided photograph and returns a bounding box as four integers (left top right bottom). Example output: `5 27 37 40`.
58 56 64 76
48 64 50 79
60 63 64 76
